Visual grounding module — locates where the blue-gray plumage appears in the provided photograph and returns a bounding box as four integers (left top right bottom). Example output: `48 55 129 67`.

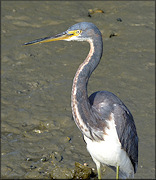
24 22 138 179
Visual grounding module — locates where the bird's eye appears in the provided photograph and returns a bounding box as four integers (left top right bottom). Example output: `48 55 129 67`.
76 30 81 34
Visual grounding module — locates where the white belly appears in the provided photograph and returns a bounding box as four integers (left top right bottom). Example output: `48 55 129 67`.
83 113 134 178
84 135 123 167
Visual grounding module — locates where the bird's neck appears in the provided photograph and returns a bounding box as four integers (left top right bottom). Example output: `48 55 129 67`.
71 37 103 138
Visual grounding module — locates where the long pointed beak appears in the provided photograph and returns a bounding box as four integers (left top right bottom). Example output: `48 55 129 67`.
24 31 72 46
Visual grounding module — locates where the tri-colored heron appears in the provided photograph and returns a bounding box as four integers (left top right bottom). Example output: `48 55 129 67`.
24 22 138 179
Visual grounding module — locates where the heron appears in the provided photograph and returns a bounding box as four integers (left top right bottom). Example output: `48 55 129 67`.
24 22 138 179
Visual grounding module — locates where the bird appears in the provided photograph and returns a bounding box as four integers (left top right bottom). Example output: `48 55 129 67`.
24 22 138 179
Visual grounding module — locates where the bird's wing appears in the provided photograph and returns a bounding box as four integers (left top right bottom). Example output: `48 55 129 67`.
88 91 116 140
113 103 138 173
89 91 138 172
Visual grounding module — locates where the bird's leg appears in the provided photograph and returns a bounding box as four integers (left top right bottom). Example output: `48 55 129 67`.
97 165 102 179
92 157 101 179
116 165 119 179
92 156 101 179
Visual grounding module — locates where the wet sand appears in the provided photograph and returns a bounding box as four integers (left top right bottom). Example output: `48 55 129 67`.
1 1 155 179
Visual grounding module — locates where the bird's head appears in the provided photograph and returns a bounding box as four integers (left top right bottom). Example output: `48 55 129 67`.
24 22 102 45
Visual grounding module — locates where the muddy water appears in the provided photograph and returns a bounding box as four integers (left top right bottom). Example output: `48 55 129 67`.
1 1 155 179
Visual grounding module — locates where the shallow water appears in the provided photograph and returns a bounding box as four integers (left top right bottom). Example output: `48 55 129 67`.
1 1 155 179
